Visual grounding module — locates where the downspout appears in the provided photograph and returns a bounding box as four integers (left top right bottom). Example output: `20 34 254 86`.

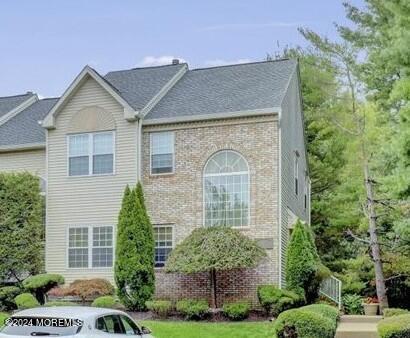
137 117 143 182
277 107 283 289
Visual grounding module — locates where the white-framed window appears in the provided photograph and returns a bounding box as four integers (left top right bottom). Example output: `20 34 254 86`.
294 153 299 196
68 227 89 268
68 131 114 176
153 225 174 267
68 225 113 268
204 150 249 227
304 173 308 210
150 131 174 174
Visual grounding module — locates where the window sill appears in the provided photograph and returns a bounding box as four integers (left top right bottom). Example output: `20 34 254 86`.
149 172 175 178
66 173 116 178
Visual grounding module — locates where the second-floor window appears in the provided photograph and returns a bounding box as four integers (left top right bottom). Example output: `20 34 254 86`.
294 153 299 196
68 131 114 176
150 131 174 174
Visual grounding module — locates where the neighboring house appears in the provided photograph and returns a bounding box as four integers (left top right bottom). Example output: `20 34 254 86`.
0 59 310 304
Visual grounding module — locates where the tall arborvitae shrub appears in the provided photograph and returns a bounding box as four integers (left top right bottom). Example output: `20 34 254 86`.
115 184 155 310
286 220 328 303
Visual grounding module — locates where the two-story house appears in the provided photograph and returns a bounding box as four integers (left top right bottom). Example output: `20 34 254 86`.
0 59 310 304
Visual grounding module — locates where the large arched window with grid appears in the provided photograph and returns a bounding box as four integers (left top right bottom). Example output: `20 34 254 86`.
204 150 249 227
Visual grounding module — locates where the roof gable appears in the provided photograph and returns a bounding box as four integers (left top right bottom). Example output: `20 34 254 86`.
42 66 137 129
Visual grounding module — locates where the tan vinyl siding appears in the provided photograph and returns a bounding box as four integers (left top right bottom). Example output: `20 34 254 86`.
0 149 46 178
46 77 138 283
279 70 309 287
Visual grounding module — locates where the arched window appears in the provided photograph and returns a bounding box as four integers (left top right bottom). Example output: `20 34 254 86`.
204 150 249 227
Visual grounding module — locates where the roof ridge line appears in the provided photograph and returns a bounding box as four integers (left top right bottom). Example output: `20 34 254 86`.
0 92 35 99
105 63 187 75
191 58 293 72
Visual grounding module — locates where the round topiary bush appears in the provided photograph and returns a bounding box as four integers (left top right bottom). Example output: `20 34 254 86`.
222 300 251 320
378 314 410 338
273 304 339 338
0 286 21 311
14 293 40 309
92 296 124 309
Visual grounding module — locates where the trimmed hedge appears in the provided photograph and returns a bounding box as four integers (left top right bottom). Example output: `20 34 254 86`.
257 285 304 316
383 308 410 318
146 300 173 318
176 299 209 320
92 296 124 309
223 301 250 320
273 304 339 338
378 314 410 338
0 286 21 311
44 301 79 307
0 312 9 328
15 293 40 309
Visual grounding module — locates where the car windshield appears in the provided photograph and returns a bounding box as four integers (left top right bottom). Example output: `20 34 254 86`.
1 316 83 336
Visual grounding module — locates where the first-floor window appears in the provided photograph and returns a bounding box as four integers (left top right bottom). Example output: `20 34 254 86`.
68 225 113 268
68 227 89 268
153 225 173 267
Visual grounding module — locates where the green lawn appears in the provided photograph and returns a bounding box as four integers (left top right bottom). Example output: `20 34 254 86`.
141 320 275 338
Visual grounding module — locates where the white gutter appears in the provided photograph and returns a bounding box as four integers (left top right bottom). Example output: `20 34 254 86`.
142 107 280 125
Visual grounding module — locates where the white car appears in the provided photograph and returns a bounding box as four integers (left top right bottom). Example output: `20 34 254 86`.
0 306 154 337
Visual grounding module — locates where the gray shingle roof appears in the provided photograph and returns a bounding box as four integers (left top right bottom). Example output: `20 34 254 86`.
0 93 35 118
0 98 58 147
145 59 297 120
104 63 185 110
0 59 297 148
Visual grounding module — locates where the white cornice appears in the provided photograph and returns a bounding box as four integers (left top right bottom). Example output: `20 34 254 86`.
142 108 280 126
0 95 38 126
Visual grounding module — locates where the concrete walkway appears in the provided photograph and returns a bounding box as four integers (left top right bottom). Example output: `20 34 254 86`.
335 315 382 338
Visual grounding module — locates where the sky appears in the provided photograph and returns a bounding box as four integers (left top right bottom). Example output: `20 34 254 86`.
0 0 364 98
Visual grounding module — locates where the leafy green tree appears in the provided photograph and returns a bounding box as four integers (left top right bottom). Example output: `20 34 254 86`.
115 184 155 310
165 226 266 308
0 172 43 283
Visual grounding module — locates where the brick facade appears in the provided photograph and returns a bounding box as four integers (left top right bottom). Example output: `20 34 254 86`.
142 115 280 306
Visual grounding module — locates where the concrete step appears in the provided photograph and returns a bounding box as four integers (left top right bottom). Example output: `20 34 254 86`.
335 315 382 338
340 315 383 323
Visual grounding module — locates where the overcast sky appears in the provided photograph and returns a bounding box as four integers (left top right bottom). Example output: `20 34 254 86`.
0 0 364 98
